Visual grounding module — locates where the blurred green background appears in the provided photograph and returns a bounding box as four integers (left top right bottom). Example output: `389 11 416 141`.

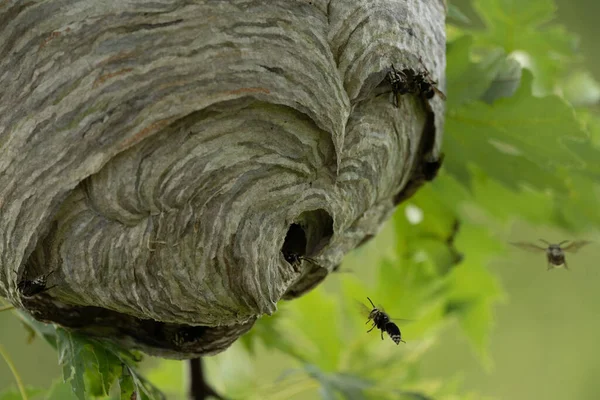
2 0 600 399
423 2 600 399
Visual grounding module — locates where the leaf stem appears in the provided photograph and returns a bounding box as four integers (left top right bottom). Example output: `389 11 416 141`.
0 343 28 400
0 304 15 312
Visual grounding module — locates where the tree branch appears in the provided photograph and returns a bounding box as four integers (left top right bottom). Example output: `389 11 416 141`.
189 358 226 400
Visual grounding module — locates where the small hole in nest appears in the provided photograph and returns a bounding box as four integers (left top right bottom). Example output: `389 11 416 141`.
281 223 307 267
281 209 334 272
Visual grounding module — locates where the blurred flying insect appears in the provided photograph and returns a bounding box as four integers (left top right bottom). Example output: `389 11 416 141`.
359 297 407 345
509 239 592 270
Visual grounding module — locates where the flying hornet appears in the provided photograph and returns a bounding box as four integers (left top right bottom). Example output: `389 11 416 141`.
509 239 591 270
358 297 408 345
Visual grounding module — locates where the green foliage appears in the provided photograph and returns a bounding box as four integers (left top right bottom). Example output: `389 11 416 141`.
447 4 472 25
143 360 185 399
470 0 578 92
446 70 593 192
561 70 600 106
239 312 286 355
0 315 163 400
445 36 508 108
54 330 163 400
0 387 45 400
56 329 87 399
118 370 136 400
45 381 79 400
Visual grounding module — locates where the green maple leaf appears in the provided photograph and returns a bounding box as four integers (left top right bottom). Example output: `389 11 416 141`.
444 70 595 192
446 36 508 108
56 329 87 400
471 0 578 92
55 328 163 400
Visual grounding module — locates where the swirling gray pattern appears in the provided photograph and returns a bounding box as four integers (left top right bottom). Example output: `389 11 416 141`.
0 0 445 358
